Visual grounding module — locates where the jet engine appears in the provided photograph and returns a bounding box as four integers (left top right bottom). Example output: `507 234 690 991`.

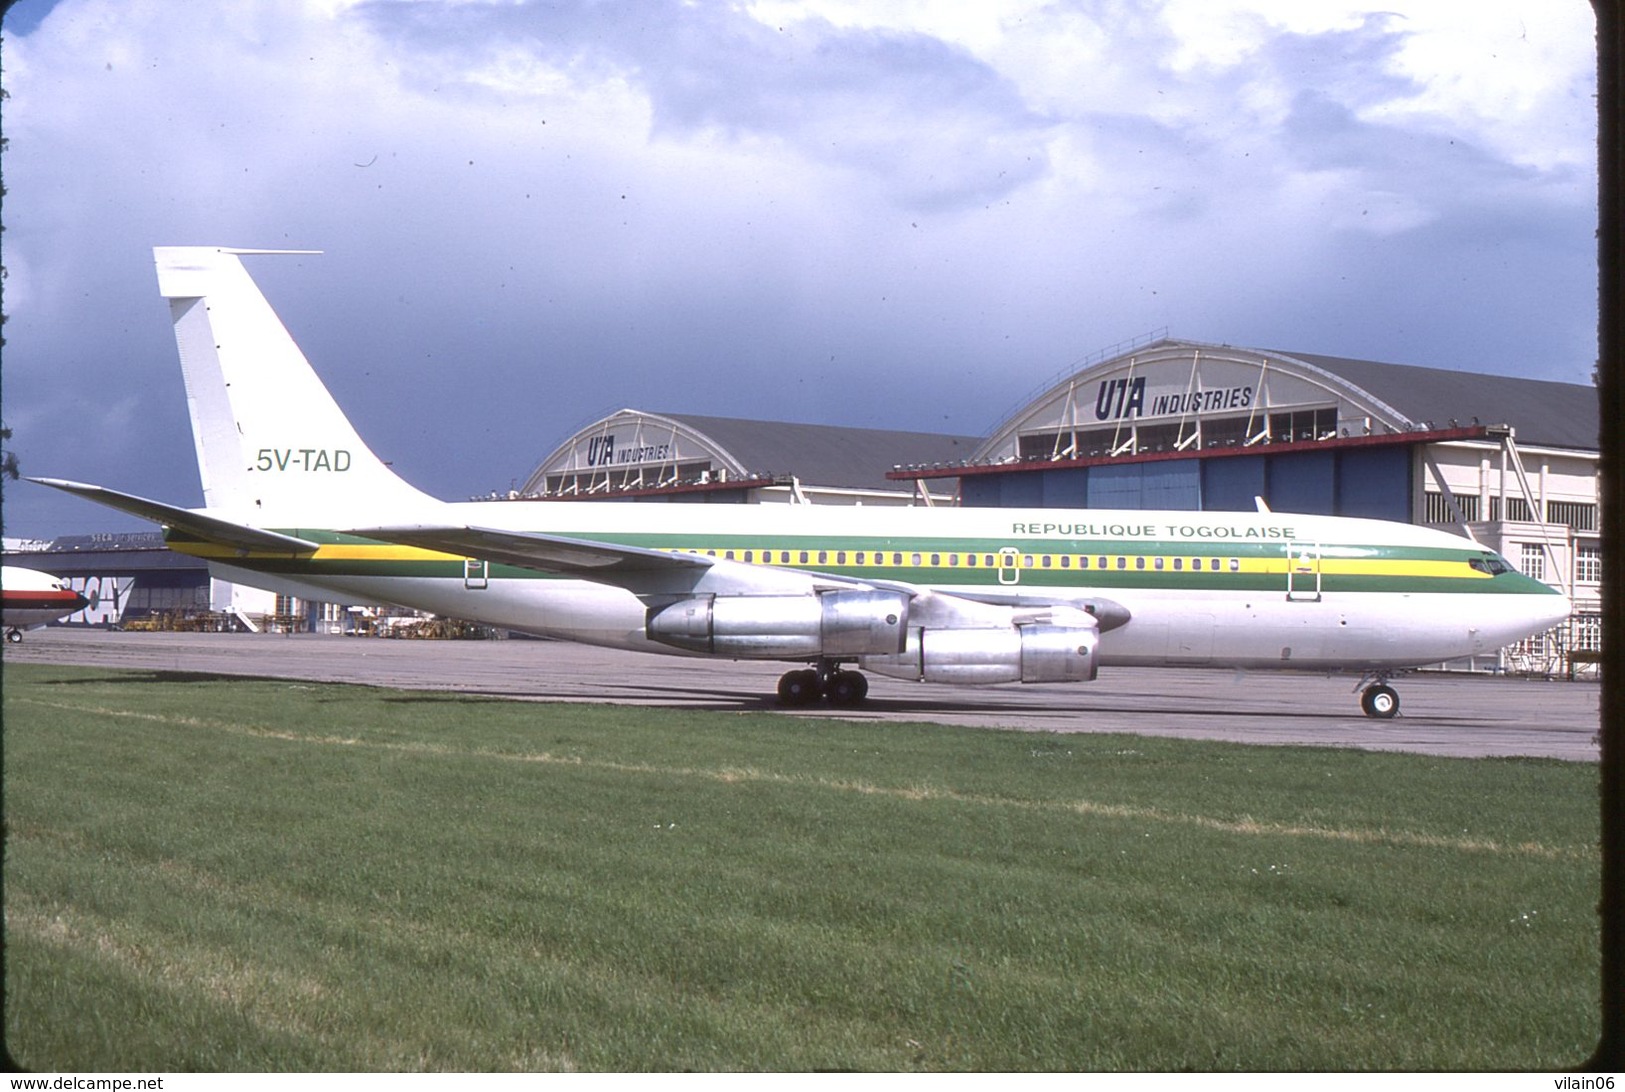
646 589 909 658
863 624 1100 685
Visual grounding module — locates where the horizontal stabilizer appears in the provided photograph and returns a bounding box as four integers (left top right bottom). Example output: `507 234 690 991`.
28 478 318 555
349 524 716 577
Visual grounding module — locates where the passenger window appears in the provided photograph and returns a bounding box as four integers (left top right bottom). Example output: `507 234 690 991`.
911 552 922 566
1228 558 1239 572
836 551 847 565
799 551 809 564
818 551 828 565
1173 557 1183 571
1060 555 1071 569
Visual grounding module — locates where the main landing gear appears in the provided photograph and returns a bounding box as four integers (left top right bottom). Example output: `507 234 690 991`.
777 661 869 707
4 628 22 644
1356 673 1400 719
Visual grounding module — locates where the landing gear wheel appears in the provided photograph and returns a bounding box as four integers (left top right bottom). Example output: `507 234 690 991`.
777 668 823 706
826 670 869 706
5 629 21 644
1360 684 1399 719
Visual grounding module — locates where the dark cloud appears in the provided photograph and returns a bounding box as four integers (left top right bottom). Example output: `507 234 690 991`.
359 0 1053 208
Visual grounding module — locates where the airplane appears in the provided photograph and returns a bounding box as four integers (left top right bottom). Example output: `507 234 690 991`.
32 246 1571 717
2 565 92 642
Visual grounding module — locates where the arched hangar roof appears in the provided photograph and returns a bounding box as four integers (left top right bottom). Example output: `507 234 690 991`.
522 409 979 497
973 338 1596 465
1276 349 1596 451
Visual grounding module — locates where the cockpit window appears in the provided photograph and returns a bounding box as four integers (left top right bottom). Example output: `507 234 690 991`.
1468 553 1514 576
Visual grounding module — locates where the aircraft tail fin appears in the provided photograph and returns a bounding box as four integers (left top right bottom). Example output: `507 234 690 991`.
154 246 437 522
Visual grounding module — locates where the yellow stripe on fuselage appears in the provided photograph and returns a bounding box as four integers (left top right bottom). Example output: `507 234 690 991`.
653 546 1489 580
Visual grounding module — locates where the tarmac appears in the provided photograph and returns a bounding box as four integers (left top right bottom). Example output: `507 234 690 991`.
4 627 1603 762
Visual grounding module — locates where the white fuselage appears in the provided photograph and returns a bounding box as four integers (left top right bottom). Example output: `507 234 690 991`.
207 500 1569 676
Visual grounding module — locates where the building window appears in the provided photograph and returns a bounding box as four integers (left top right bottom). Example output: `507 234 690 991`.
1519 543 1546 582
1267 407 1337 444
1576 544 1602 584
1199 416 1252 449
1573 614 1602 652
1077 427 1127 457
1134 422 1182 453
1424 492 1480 524
1491 495 1535 522
1018 431 1065 460
1547 501 1598 532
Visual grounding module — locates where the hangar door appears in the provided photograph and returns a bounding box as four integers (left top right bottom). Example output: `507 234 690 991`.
1267 451 1336 515
1085 462 1200 510
1336 447 1411 522
1202 456 1267 512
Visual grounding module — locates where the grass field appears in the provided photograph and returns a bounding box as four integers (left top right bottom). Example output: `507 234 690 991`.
3 662 1601 1071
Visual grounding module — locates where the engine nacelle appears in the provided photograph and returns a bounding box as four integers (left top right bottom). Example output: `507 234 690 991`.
646 589 909 658
863 624 1100 685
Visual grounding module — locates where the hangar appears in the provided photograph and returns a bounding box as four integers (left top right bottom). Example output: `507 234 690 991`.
505 408 977 506
2 532 213 628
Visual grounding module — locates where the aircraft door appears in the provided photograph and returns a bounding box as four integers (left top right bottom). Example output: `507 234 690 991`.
1285 542 1321 603
464 558 489 590
998 547 1021 586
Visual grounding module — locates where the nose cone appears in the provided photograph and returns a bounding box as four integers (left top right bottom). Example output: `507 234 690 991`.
1465 585 1571 656
1507 589 1572 648
1540 592 1573 631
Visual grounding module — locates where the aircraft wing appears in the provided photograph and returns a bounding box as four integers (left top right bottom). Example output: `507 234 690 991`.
28 478 318 554
348 524 717 578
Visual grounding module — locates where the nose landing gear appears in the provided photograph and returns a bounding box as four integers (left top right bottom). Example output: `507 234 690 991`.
1355 673 1401 719
776 661 869 707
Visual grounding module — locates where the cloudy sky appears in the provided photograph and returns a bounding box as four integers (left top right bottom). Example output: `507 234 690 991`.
0 0 1599 538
